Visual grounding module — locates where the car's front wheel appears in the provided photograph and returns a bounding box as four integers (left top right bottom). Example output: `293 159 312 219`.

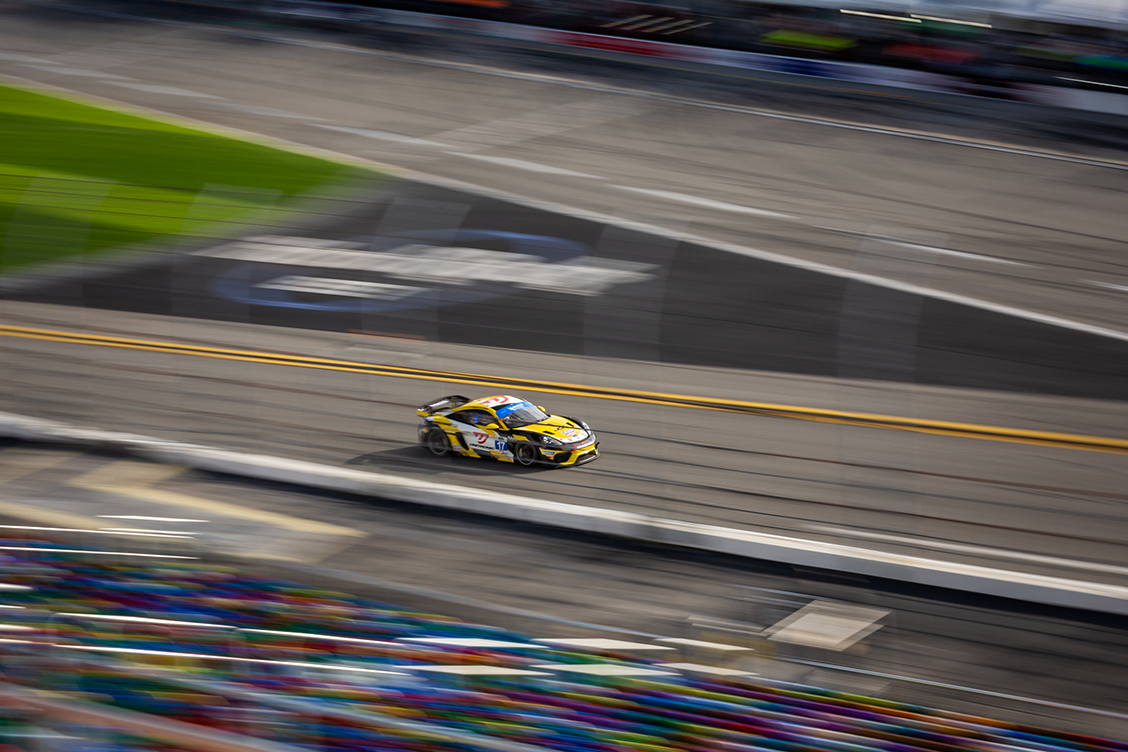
426 430 451 457
514 442 539 466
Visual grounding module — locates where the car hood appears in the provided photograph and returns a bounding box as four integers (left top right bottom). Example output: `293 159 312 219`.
517 415 590 443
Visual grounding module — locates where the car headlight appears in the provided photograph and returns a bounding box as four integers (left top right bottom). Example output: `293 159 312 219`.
540 436 562 446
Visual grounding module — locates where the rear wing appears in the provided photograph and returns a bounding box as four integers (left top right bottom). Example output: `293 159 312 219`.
417 395 470 417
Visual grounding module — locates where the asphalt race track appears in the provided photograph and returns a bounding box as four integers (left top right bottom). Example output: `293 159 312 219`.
2 5 1128 595
5 300 1128 590
11 176 1128 400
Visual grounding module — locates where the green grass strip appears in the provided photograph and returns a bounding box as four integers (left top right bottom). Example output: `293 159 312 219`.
0 81 376 272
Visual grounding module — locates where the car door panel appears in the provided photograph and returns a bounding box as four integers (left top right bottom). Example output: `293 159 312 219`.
452 410 511 458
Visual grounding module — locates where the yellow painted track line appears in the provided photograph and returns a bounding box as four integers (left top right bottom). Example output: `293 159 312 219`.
3 323 1127 455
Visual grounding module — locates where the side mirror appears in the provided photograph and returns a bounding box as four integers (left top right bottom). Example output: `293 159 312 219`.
536 406 547 412
484 423 500 431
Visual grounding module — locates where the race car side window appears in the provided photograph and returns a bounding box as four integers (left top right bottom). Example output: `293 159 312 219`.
451 410 492 425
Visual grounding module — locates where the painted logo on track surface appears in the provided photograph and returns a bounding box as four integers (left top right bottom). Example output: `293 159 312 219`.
198 229 657 313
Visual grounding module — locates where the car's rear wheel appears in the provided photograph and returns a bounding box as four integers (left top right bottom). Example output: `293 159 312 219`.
514 443 539 466
426 430 451 457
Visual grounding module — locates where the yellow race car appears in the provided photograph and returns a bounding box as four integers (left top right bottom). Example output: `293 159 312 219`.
417 394 599 467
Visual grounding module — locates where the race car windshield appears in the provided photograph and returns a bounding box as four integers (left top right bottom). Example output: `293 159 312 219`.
496 401 549 427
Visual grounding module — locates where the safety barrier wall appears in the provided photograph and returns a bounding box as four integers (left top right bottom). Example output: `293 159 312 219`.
268 3 1128 115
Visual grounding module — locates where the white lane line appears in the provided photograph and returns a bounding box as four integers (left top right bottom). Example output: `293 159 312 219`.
1057 77 1128 91
813 526 1128 576
446 152 605 179
19 66 132 79
614 186 793 218
99 515 208 522
106 82 222 98
824 228 1035 267
217 103 326 120
429 176 1128 343
889 240 1032 267
644 91 1128 173
0 54 56 64
1089 280 1128 294
313 124 448 147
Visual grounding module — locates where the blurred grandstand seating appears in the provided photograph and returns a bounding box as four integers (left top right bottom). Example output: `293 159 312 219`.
0 536 1124 752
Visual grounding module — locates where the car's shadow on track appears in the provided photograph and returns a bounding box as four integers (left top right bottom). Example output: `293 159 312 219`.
345 447 560 476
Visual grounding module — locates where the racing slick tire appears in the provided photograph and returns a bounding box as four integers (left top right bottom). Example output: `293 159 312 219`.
514 442 539 467
425 430 452 457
